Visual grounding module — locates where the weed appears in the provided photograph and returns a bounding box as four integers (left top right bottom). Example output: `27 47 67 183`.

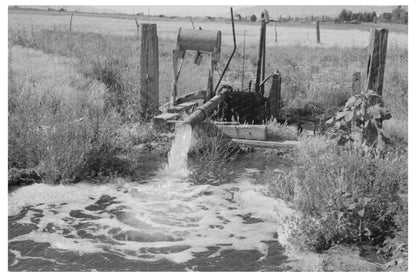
268 136 407 252
189 124 240 185
266 118 298 141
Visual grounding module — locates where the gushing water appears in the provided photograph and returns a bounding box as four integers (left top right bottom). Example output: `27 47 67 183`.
167 124 193 174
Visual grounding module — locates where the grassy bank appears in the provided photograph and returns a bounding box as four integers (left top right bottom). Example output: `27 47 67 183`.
8 46 160 184
265 136 407 269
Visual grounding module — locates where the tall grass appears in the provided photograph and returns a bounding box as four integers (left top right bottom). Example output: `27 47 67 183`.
9 25 407 122
240 43 408 121
8 46 123 183
8 27 214 110
188 125 240 185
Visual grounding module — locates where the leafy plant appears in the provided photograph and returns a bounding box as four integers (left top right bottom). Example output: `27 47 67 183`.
326 90 392 151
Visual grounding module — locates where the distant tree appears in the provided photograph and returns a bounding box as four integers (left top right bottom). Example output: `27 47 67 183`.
381 12 392 22
346 10 353 21
58 8 66 12
339 9 348 21
235 13 242 21
250 14 257 22
392 6 407 24
338 9 377 23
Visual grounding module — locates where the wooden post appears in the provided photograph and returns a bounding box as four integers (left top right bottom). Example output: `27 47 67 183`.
241 30 246 91
171 50 179 105
352 72 361 95
364 28 388 95
268 70 282 119
206 62 213 102
69 12 74 31
135 18 140 38
139 24 159 115
316 21 320 43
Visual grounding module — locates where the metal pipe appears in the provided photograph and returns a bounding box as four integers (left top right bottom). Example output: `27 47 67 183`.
261 22 266 95
182 92 225 129
214 7 236 94
255 21 265 93
241 30 246 91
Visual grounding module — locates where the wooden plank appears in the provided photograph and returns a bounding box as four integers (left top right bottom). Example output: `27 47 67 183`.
268 70 282 119
216 125 267 140
167 101 199 113
231 139 299 148
214 122 240 125
153 113 180 128
364 28 388 95
176 90 206 104
139 24 159 115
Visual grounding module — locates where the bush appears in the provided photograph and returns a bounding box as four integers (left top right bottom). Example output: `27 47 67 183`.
268 136 407 252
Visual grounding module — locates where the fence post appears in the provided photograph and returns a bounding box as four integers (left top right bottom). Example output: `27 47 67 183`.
364 28 388 95
135 18 140 38
352 72 361 95
139 24 159 115
316 21 320 43
69 12 74 31
268 70 282 119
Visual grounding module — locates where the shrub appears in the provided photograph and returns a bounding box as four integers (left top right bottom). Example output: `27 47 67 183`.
268 136 407 252
383 117 408 143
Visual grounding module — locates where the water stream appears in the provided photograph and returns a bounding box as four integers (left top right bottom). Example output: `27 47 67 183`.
8 125 382 271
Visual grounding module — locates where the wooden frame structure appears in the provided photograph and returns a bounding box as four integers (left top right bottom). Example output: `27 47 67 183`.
171 28 221 105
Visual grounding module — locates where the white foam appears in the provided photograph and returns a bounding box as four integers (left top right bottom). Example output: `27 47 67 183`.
9 175 299 265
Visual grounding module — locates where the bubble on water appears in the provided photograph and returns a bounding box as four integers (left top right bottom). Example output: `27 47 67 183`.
8 178 297 265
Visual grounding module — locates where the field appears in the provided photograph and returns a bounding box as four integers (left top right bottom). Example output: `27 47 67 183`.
8 8 408 271
9 10 408 48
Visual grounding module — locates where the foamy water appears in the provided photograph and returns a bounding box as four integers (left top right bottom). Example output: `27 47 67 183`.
8 169 297 270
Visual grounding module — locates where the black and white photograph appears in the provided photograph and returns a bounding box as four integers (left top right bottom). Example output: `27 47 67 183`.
5 0 412 272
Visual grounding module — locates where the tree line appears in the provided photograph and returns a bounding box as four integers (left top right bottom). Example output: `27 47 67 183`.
337 6 408 24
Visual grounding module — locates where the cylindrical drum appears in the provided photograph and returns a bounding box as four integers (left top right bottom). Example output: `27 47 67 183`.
177 28 221 53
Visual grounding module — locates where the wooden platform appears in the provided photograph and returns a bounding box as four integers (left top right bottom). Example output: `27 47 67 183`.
230 139 299 148
153 113 180 129
216 125 267 140
167 101 199 113
153 96 299 149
